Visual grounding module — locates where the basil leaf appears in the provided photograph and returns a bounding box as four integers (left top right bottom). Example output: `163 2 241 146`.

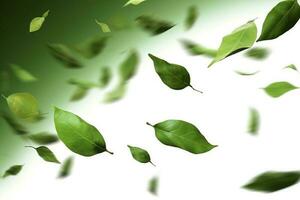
0 111 28 135
27 132 58 145
99 66 111 88
148 176 158 195
148 54 202 92
243 171 300 192
54 107 113 156
26 146 60 164
257 0 300 41
248 108 259 135
263 81 298 97
136 15 175 35
10 64 37 82
119 50 139 82
58 156 73 178
235 70 259 76
29 10 49 32
95 20 111 33
284 64 297 71
244 47 270 60
181 39 216 57
185 6 198 30
70 87 89 102
103 83 127 103
75 36 108 59
2 165 23 178
147 120 217 154
124 0 146 7
208 20 257 67
128 145 155 166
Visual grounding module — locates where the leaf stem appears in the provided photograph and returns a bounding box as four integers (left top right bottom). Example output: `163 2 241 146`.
189 85 203 93
146 122 154 127
24 145 36 149
105 149 114 155
149 161 156 167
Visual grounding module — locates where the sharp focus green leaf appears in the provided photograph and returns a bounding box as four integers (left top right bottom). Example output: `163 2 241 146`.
10 64 37 82
95 20 111 33
124 0 146 7
181 39 217 57
27 132 59 145
244 47 270 60
208 21 257 67
243 171 300 192
235 70 259 76
248 108 259 135
263 81 298 97
27 146 60 164
284 64 297 71
257 0 300 41
128 145 154 166
70 87 89 102
54 107 113 156
103 83 127 103
148 54 202 92
58 156 74 178
29 10 49 32
148 176 158 195
99 66 111 88
136 15 175 35
0 111 28 135
75 36 108 59
147 120 217 154
2 165 23 178
5 92 40 119
119 50 139 82
185 6 199 30
47 43 82 68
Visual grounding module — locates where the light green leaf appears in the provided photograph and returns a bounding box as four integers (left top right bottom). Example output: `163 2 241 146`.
128 145 155 166
99 66 111 88
70 87 89 102
244 47 270 60
148 176 158 196
27 132 59 145
58 156 74 178
181 39 217 57
68 78 99 89
185 6 198 30
136 15 175 35
263 81 298 97
0 111 28 135
235 70 259 76
103 83 127 103
208 20 257 67
257 0 300 41
10 64 37 82
243 171 300 192
75 36 108 59
148 54 202 92
26 146 60 164
147 120 217 154
54 107 113 156
29 10 49 32
124 0 146 7
248 108 259 135
2 165 23 178
119 50 139 82
95 20 111 33
283 64 297 71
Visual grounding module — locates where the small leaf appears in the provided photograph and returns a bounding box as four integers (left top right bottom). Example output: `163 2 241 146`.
244 47 270 60
27 132 59 145
208 20 257 67
5 92 40 120
148 54 202 93
29 10 49 32
119 50 139 82
99 66 111 88
124 0 146 7
2 165 23 178
70 87 89 102
58 156 74 178
283 64 297 71
263 81 298 97
235 70 259 76
128 145 155 166
180 39 217 57
0 111 28 135
95 20 111 33
26 146 60 164
257 0 300 41
47 43 82 68
248 108 260 135
54 107 113 156
136 15 175 35
75 36 108 59
103 83 127 103
185 6 199 30
148 176 158 195
147 120 217 154
0 69 11 93
68 78 99 89
10 64 37 82
243 171 300 192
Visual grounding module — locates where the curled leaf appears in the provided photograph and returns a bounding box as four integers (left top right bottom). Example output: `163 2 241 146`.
235 70 259 76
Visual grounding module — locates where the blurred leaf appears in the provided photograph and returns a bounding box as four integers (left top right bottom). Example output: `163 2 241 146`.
95 20 111 33
27 132 59 145
124 0 146 7
263 81 298 97
243 171 300 192
68 78 99 89
58 156 74 178
185 6 198 30
119 50 139 82
181 39 216 57
2 165 23 178
257 0 300 41
99 66 111 88
103 83 127 103
29 10 49 32
108 15 132 31
284 64 297 71
0 69 11 93
26 146 60 164
235 70 259 76
0 111 28 135
70 87 89 102
10 64 37 82
244 47 270 60
148 176 158 195
75 36 108 59
128 145 155 166
136 15 175 35
147 120 217 154
248 108 259 135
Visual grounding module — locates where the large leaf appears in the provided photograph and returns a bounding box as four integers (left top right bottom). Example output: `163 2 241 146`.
26 146 60 164
147 120 217 154
257 0 300 41
185 6 199 30
54 107 113 156
136 15 175 35
208 21 257 67
243 171 300 192
263 81 298 97
29 10 49 32
148 54 202 92
27 132 59 145
58 156 74 178
181 39 216 57
128 145 155 166
248 108 259 135
119 50 139 82
2 165 23 178
10 64 37 82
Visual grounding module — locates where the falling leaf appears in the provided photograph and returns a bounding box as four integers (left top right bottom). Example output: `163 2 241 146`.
29 10 49 32
136 15 175 35
10 64 37 82
119 50 139 82
58 156 74 178
75 36 108 59
148 54 202 93
257 0 300 41
248 108 259 135
54 107 113 156
148 176 158 195
26 146 60 164
235 70 259 76
208 20 257 67
103 83 127 103
244 47 270 60
283 64 297 71
68 78 99 89
243 171 300 192
99 66 111 88
180 39 216 57
146 120 217 154
0 111 28 135
185 6 199 30
2 165 23 178
27 132 59 145
124 0 146 7
263 81 298 97
70 87 89 102
128 145 155 166
95 20 111 33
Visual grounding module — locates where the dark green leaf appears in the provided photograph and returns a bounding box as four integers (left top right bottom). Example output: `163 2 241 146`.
119 50 139 82
244 47 270 60
2 165 23 178
0 69 11 93
128 145 154 166
185 6 198 30
136 15 175 35
27 132 59 145
70 87 89 102
58 156 74 178
75 36 108 59
26 146 60 164
248 108 259 135
99 66 111 88
148 176 158 195
0 111 27 135
181 39 216 57
263 81 298 97
10 64 37 82
29 10 49 32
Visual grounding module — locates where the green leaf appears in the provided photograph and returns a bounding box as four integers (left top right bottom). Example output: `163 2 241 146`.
119 50 139 82
283 64 297 71
136 15 175 35
127 145 155 166
58 156 74 178
29 10 49 32
26 146 60 164
148 176 158 195
75 36 108 59
27 132 59 145
95 20 111 33
148 54 202 92
263 81 298 97
10 64 37 82
47 43 82 68
243 171 300 192
5 92 40 120
180 39 217 57
99 66 111 88
0 69 11 93
2 165 23 178
147 120 217 154
248 108 259 135
70 87 89 102
103 83 127 103
185 6 198 30
68 78 99 89
208 20 257 67
54 107 113 156
124 0 146 7
0 111 28 135
235 70 259 76
244 47 270 60
257 0 300 41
